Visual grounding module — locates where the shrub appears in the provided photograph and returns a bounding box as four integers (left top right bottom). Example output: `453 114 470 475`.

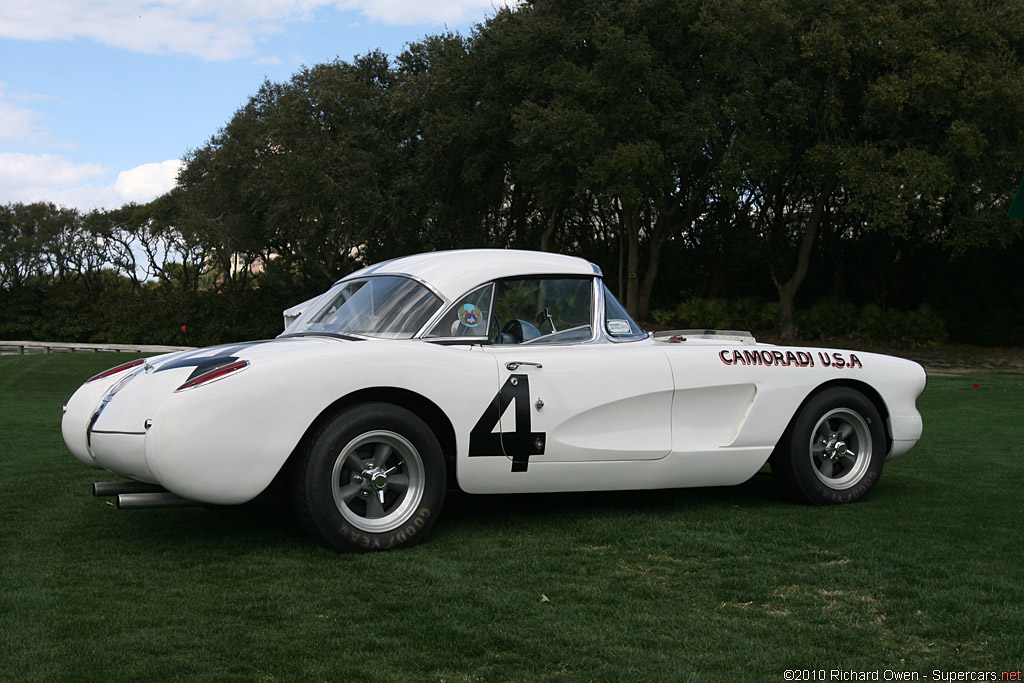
856 303 947 348
651 297 731 330
794 297 859 340
651 297 780 335
652 296 947 348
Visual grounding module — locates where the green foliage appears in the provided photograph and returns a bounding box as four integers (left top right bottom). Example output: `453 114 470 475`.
793 300 947 348
652 296 947 348
0 276 301 347
857 303 949 349
729 297 781 334
652 297 778 334
794 297 861 341
652 296 732 330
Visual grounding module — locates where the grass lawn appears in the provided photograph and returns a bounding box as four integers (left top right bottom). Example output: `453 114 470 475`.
1 353 1022 681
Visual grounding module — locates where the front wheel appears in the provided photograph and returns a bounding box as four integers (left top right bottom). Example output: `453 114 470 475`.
291 403 445 552
771 387 886 505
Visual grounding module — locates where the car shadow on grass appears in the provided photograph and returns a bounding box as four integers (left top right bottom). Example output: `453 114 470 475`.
80 496 311 555
441 470 783 522
76 471 785 554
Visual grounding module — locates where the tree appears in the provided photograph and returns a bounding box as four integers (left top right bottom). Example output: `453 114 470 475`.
706 0 1024 338
474 0 743 319
178 52 407 290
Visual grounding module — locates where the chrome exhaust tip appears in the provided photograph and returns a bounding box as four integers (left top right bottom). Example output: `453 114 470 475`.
93 481 167 497
116 492 200 509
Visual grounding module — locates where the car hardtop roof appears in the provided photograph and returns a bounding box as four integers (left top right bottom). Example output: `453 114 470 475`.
340 249 602 302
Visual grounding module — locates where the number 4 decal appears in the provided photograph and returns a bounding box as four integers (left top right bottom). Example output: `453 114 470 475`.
469 374 546 472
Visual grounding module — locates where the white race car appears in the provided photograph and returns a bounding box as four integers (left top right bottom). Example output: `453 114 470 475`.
62 249 926 552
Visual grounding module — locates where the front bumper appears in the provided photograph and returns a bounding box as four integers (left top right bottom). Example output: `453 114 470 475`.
887 412 923 460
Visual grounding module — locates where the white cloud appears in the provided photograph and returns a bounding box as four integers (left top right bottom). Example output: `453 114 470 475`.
0 100 39 143
0 153 182 210
113 160 185 204
0 153 106 196
3 3 270 61
0 1 517 61
0 82 53 146
337 0 518 26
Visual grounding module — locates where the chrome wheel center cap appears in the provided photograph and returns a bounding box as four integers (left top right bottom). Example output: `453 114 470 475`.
822 433 848 461
353 466 390 492
359 464 391 492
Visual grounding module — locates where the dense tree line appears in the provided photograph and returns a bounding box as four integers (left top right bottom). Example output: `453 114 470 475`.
3 0 1023 346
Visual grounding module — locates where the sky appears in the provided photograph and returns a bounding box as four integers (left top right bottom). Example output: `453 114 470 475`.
0 0 514 211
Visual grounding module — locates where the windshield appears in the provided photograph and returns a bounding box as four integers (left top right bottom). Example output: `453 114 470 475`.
284 276 442 339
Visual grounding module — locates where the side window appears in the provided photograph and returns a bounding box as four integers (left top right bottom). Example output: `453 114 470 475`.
603 285 645 337
493 277 593 344
425 284 493 338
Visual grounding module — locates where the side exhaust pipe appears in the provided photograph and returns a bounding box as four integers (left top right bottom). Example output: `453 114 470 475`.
93 481 166 497
117 492 201 509
92 481 202 508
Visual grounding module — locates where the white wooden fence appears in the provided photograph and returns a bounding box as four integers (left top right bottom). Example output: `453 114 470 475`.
0 341 194 356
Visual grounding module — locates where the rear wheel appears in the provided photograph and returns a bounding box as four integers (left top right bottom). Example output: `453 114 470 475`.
771 387 886 505
292 403 445 551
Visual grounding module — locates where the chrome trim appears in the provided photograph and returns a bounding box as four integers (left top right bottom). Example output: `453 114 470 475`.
425 337 489 345
87 366 145 450
486 280 498 341
89 429 146 436
173 359 250 393
505 361 543 371
582 277 606 345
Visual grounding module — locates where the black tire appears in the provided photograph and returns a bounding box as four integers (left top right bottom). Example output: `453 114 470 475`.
291 402 445 552
771 387 886 505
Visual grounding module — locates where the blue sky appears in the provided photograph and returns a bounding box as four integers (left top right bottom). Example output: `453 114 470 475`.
0 1 512 210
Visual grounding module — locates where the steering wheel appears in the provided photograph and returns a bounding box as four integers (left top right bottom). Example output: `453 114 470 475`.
502 318 542 343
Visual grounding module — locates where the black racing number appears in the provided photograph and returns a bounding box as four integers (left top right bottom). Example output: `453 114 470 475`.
469 374 546 472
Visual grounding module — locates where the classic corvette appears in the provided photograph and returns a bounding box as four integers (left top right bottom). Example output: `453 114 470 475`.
62 249 926 552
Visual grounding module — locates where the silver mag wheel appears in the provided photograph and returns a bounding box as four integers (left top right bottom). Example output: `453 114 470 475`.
292 403 445 552
331 430 425 533
771 387 887 505
808 409 872 489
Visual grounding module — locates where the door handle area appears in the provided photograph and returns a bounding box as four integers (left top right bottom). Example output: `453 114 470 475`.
505 361 543 371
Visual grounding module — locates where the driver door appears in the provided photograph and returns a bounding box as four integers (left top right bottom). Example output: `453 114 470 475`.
483 345 673 471
468 276 673 472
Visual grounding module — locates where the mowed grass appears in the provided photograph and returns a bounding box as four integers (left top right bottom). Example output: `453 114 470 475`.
1 353 1022 681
